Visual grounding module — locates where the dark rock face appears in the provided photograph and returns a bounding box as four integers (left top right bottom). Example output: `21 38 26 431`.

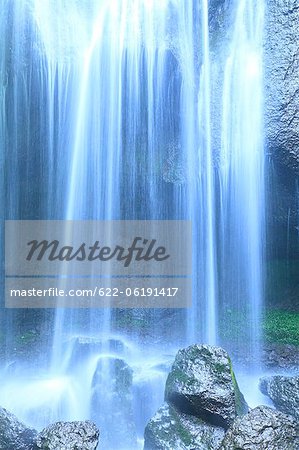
220 405 299 450
264 2 299 260
263 343 299 370
144 403 225 450
165 345 248 429
265 1 299 174
259 375 299 420
0 407 36 450
34 420 99 450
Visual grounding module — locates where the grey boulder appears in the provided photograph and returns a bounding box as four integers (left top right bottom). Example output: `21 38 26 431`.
144 403 225 450
165 345 248 428
0 406 36 450
259 375 299 420
220 405 299 450
34 420 99 450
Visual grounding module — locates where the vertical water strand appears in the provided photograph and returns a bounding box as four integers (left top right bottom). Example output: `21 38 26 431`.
0 0 8 219
120 0 172 334
220 0 264 361
121 0 141 219
246 0 264 362
123 0 170 221
32 0 92 219
42 1 125 364
31 0 86 366
200 0 217 345
0 2 8 344
4 0 38 354
35 5 74 367
144 1 156 218
5 0 25 221
65 6 105 220
175 1 197 342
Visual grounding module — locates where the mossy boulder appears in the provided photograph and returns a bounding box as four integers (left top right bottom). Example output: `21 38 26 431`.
220 406 299 450
165 345 248 429
144 403 225 450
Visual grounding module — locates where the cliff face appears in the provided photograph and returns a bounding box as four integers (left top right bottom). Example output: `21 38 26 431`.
264 1 299 258
207 0 299 257
265 1 299 174
210 0 299 175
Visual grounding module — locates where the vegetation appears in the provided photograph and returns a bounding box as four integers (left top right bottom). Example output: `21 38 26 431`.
219 308 299 347
263 309 299 346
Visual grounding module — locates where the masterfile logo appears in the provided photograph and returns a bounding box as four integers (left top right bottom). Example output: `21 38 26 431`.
26 237 170 267
5 220 192 308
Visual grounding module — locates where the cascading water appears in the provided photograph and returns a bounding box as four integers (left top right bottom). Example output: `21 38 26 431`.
218 0 265 360
2 1 265 449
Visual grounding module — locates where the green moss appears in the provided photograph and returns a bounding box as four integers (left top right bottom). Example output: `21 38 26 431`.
263 310 299 346
219 307 299 347
147 405 193 447
172 409 193 446
18 330 38 344
228 357 248 417
213 362 227 374
165 366 190 398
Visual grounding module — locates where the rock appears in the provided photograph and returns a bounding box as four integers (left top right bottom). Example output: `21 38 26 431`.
265 1 299 174
66 336 129 371
91 356 137 449
0 406 36 450
34 420 99 450
262 343 299 370
264 1 299 257
165 344 248 429
220 405 299 450
259 375 299 420
144 403 225 450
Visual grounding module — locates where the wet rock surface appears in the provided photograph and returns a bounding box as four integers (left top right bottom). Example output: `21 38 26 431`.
259 375 299 420
220 405 299 450
263 1 299 257
144 403 225 450
165 344 248 429
265 1 299 174
0 407 36 450
34 420 99 450
145 344 299 450
145 344 248 450
232 343 299 371
263 343 299 370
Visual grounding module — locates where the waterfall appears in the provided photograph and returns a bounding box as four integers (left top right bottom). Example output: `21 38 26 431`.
2 0 265 448
218 0 265 360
